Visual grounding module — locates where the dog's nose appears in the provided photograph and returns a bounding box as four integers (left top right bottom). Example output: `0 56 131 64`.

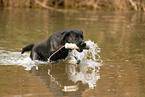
77 41 86 48
80 42 86 47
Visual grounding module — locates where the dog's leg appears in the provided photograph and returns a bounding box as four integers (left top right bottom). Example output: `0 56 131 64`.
33 52 38 60
30 51 39 60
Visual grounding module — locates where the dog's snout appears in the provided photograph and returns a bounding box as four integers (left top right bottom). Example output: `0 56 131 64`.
81 42 86 47
77 41 86 47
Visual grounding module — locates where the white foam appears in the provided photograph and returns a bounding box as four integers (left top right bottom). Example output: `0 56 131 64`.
66 40 102 89
0 51 36 70
0 40 102 71
67 40 103 63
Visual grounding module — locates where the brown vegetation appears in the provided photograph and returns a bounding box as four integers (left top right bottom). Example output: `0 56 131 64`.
0 0 144 11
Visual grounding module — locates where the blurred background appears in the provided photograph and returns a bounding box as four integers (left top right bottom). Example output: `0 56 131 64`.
0 0 145 97
0 0 145 11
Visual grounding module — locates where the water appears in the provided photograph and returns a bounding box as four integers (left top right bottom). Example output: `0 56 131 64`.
0 40 102 70
0 9 145 97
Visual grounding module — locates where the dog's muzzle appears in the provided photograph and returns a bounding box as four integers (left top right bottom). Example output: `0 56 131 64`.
76 41 88 52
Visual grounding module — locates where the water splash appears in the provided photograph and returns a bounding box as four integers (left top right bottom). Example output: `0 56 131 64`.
67 40 103 64
67 40 102 89
0 40 102 89
0 40 102 71
0 50 36 70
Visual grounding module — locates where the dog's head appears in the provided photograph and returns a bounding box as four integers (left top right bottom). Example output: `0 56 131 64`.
61 29 86 52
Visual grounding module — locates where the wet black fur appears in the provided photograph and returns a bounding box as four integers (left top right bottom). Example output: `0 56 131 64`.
21 29 86 62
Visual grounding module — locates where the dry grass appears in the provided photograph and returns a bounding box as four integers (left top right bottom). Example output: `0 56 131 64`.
0 0 144 11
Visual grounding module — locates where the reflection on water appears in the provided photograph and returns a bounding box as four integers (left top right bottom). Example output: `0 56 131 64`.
0 39 102 96
30 60 101 96
0 9 145 97
68 60 101 89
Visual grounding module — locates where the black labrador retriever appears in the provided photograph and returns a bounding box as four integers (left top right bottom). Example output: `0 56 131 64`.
21 29 86 62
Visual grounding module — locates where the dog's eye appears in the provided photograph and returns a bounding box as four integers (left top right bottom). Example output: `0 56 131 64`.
80 35 83 39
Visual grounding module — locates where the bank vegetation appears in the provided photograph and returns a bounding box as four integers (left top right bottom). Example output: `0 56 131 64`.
0 0 145 11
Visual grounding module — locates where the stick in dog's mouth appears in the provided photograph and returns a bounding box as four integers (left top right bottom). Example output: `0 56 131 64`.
65 43 89 50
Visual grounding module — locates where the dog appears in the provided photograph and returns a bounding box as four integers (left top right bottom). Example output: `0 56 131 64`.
21 29 86 62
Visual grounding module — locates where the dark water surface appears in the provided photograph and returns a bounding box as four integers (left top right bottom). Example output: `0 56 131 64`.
0 9 145 97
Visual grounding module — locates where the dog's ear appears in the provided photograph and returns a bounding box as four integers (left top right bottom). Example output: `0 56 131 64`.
80 30 83 35
60 31 70 43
